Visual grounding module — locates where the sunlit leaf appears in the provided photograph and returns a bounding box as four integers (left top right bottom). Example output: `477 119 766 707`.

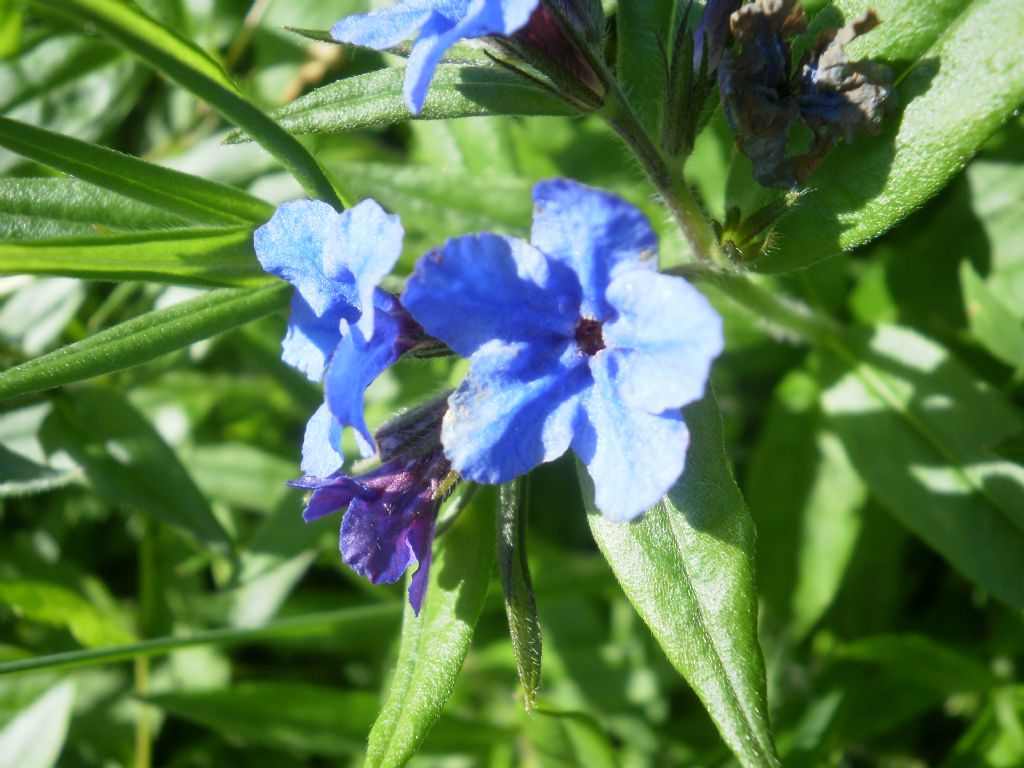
364 489 497 768
585 392 780 768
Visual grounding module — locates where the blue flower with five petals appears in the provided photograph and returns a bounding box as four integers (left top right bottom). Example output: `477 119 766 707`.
254 199 416 476
332 0 540 114
403 179 723 521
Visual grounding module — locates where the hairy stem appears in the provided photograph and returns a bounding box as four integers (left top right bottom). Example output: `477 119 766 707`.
600 82 724 266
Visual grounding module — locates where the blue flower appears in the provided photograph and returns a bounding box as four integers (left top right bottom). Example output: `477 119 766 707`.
403 179 723 521
331 0 540 114
254 199 416 474
292 398 453 614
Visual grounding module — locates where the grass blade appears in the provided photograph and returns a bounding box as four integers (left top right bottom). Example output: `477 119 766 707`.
43 0 346 207
0 116 272 225
0 282 290 401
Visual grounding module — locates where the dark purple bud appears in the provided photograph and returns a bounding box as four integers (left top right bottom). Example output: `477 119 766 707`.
693 0 741 74
503 3 606 109
291 395 456 615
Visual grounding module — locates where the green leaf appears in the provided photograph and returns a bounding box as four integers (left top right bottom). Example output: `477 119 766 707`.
0 282 290 402
227 65 575 143
0 444 79 498
498 478 542 710
337 160 533 250
0 116 272 226
0 682 74 768
0 35 144 175
40 387 232 551
746 371 865 640
820 324 1024 609
0 581 135 648
763 0 1024 271
0 226 266 286
834 634 997 695
615 0 674 135
961 261 1024 371
364 488 497 768
585 392 780 768
0 0 23 58
45 0 345 207
0 177 187 239
146 683 378 756
525 708 620 768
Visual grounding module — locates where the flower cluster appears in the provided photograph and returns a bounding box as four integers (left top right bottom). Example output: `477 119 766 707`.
255 179 722 610
256 0 892 612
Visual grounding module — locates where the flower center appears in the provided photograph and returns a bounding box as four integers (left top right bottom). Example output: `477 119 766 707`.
574 318 605 356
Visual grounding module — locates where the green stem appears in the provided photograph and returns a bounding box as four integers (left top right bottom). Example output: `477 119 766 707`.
134 517 158 768
600 82 723 266
0 604 400 678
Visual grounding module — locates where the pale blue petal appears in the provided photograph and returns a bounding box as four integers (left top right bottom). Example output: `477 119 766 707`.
322 199 404 339
301 403 345 477
603 271 723 413
441 340 588 483
463 0 540 35
324 311 406 458
331 0 443 49
281 294 343 381
530 179 658 320
404 11 465 113
403 233 579 357
402 0 538 112
573 354 690 521
253 199 357 318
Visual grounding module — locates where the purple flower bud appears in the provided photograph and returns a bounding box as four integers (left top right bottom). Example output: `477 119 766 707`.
291 398 454 615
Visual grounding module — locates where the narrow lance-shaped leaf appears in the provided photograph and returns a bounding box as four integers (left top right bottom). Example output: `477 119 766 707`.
226 65 575 142
0 226 267 286
41 0 346 207
364 489 497 768
615 0 674 135
762 0 1024 271
0 116 272 225
498 477 542 710
145 683 379 757
0 177 187 240
820 324 1024 610
585 392 780 768
0 682 75 768
0 282 291 402
41 387 233 552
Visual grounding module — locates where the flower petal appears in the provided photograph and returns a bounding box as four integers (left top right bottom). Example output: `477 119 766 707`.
405 513 436 615
289 473 366 523
330 0 446 49
253 199 357 318
300 402 345 478
324 303 406 458
322 199 404 339
403 232 579 358
441 339 588 483
281 293 343 381
573 353 690 521
530 178 658 320
602 270 723 414
403 0 539 113
339 481 436 594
